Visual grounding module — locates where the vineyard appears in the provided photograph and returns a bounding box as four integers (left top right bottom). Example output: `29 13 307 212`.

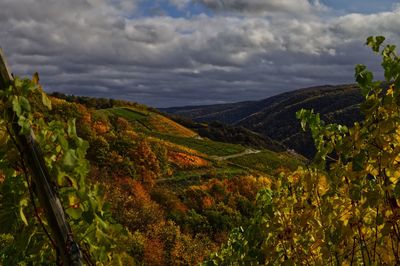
1 36 400 265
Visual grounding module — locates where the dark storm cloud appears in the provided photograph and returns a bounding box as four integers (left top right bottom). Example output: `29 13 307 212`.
0 0 399 107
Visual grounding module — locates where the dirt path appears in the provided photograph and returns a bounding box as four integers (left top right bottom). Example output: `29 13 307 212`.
210 148 261 161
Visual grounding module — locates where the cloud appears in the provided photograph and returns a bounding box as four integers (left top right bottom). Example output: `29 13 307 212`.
169 0 191 9
333 9 400 40
0 0 399 107
196 0 328 16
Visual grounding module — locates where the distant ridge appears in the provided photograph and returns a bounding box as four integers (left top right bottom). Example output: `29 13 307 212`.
161 84 364 158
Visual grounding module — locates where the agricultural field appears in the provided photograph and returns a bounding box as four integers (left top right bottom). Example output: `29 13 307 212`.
228 150 304 176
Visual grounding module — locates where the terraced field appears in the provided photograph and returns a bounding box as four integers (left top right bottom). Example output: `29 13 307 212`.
97 106 305 185
151 132 246 157
228 150 305 176
106 107 197 137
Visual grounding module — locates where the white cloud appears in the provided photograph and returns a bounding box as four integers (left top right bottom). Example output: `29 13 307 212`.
333 9 400 40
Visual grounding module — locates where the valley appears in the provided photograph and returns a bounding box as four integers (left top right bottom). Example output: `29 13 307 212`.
162 84 364 158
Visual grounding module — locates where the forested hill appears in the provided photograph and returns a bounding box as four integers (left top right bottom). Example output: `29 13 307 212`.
3 91 301 264
161 84 364 158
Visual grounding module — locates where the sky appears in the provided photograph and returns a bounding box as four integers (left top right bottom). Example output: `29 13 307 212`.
1 0 400 107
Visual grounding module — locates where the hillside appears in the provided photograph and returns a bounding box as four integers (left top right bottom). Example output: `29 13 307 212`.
42 93 304 264
162 84 364 158
167 116 287 152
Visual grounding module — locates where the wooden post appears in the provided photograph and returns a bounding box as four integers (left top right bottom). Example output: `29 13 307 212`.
0 48 82 266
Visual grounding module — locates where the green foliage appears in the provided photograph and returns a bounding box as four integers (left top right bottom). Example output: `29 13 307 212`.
153 132 246 157
228 150 303 175
205 36 400 265
0 76 132 264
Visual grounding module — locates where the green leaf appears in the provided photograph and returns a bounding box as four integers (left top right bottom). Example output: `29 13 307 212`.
14 77 23 88
350 185 362 201
41 92 52 110
352 151 366 171
12 96 31 116
355 64 374 96
82 211 95 224
65 206 83 220
12 96 22 116
63 149 77 168
58 135 69 151
67 119 77 137
20 97 31 113
17 116 31 135
394 181 400 199
366 36 385 53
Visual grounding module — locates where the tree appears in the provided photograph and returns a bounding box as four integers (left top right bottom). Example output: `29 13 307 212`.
132 139 161 188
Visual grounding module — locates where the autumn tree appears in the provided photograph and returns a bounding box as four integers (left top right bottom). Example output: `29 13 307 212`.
132 138 161 187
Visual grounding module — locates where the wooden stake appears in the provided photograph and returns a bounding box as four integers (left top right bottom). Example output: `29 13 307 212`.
0 47 82 266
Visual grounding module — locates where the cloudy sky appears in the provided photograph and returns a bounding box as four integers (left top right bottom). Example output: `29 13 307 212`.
1 0 400 107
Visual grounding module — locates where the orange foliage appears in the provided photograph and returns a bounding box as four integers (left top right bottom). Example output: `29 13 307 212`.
115 117 130 131
144 238 165 266
202 196 214 209
80 110 92 125
133 139 160 188
106 177 164 232
174 202 188 214
168 151 209 169
92 121 109 134
149 138 205 157
151 187 188 214
125 130 138 140
149 115 197 137
131 181 151 203
110 151 124 164
117 178 151 203
230 175 259 200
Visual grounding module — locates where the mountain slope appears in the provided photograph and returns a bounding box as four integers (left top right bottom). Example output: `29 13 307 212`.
167 116 287 152
162 84 364 158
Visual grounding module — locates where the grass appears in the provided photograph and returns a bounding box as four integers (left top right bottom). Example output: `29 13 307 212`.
228 150 303 176
109 107 149 120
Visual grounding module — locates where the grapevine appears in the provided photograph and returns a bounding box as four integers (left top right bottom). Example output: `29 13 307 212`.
206 36 400 265
0 73 131 264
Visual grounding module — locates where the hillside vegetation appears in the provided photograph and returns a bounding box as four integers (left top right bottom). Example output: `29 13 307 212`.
0 84 303 264
162 84 363 158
